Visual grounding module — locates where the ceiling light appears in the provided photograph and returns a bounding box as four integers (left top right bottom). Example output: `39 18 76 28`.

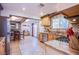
25 19 30 22
10 16 20 21
73 19 76 21
22 8 26 11
10 16 18 21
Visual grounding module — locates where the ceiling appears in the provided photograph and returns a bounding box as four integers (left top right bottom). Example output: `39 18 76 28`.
62 4 79 17
61 4 79 24
1 3 57 18
1 3 78 19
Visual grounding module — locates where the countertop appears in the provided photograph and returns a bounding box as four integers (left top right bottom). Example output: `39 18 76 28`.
45 40 79 55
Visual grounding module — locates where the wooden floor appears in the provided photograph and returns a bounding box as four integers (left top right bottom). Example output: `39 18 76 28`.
10 40 21 55
10 36 66 55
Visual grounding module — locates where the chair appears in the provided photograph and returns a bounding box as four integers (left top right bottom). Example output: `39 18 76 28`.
69 35 79 51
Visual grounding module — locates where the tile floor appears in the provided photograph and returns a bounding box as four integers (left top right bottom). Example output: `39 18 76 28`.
10 36 66 55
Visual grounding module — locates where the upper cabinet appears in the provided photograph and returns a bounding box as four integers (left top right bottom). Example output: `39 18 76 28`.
41 16 51 26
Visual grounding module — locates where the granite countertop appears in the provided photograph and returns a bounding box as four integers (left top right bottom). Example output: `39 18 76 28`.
45 40 79 55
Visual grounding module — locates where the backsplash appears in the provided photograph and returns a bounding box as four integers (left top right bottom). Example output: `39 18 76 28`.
56 36 69 43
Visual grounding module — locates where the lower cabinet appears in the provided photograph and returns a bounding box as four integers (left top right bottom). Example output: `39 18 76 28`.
48 33 55 41
39 33 55 42
39 33 48 42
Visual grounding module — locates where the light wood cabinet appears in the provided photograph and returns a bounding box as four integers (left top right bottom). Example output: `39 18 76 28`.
39 33 48 42
48 33 54 41
39 33 55 42
41 17 50 26
39 32 67 42
39 33 43 42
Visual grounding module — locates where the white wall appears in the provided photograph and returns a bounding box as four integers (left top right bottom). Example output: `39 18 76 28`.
33 23 38 37
38 20 45 32
21 19 38 36
21 22 32 35
7 18 11 33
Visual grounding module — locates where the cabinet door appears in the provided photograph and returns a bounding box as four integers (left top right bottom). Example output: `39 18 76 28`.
42 33 48 42
41 17 50 26
48 34 54 41
39 33 43 42
39 33 48 42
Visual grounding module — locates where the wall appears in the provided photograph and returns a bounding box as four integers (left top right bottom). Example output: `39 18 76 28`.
7 18 11 33
38 20 45 32
21 21 32 35
0 17 7 37
21 19 38 36
33 23 38 37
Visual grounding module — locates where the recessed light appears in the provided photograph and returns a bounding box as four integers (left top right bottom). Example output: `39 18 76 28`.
22 8 26 11
73 19 76 21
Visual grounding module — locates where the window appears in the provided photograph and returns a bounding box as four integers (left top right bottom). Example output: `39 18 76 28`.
52 16 68 29
52 18 60 28
59 18 68 29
